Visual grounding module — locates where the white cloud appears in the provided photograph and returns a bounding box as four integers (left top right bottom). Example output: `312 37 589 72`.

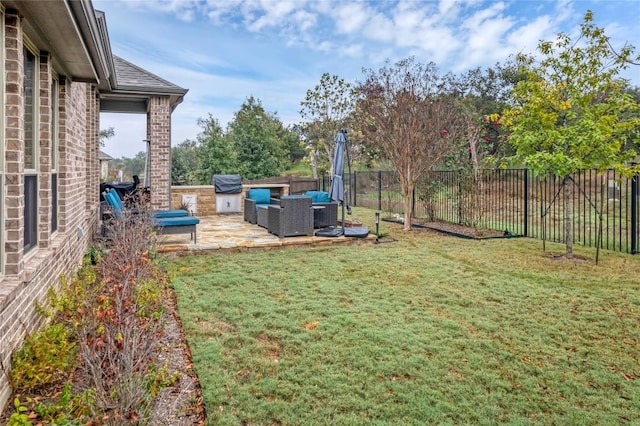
333 3 371 35
93 0 640 157
362 12 396 42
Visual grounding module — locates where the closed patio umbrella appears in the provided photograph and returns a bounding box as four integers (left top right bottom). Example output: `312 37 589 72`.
321 130 369 238
330 130 347 235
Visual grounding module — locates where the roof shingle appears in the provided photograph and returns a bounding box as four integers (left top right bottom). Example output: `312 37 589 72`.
113 55 186 94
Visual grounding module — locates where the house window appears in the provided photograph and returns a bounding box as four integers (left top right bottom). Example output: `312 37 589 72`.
23 46 38 252
24 175 38 251
51 78 58 233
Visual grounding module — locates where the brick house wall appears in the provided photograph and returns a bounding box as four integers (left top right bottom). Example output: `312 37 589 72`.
148 96 172 210
0 9 99 409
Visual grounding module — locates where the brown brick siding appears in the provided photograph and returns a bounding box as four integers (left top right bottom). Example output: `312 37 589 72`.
0 11 99 410
4 10 24 277
147 96 171 210
38 52 51 249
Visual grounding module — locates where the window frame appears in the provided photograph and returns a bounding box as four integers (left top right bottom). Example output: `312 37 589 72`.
23 40 39 253
51 75 58 234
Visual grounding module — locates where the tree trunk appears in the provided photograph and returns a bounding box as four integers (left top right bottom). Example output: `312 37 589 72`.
402 183 413 231
311 150 318 179
563 178 574 258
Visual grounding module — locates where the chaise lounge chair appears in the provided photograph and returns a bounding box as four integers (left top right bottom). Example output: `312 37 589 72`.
103 190 200 243
104 188 189 218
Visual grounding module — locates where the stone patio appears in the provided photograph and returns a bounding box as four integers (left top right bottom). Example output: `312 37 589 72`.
157 214 376 254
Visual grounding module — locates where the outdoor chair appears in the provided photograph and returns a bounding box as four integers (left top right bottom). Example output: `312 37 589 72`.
244 188 274 224
305 190 338 228
103 190 200 243
152 215 200 243
267 196 314 237
103 188 189 218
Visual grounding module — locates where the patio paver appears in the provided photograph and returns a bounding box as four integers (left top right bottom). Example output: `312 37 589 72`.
157 213 376 253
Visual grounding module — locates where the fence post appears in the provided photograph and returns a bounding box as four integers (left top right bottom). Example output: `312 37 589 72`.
631 165 638 254
524 169 529 237
353 172 357 207
377 170 382 211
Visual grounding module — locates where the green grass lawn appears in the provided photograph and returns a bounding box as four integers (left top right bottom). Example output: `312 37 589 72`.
168 212 640 425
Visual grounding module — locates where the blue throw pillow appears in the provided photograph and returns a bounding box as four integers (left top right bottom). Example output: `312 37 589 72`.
306 190 330 203
248 188 271 204
316 191 331 203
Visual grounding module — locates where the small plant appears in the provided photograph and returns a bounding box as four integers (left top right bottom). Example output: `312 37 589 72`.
7 398 32 426
33 382 91 423
86 245 104 265
177 199 192 214
9 323 76 393
145 363 180 398
417 171 443 221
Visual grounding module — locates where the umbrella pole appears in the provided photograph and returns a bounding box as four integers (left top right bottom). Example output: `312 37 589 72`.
346 133 352 215
341 198 346 235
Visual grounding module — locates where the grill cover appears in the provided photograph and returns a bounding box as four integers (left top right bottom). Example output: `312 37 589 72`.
213 174 242 194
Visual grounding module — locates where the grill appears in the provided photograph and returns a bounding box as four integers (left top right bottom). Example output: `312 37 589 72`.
213 174 242 213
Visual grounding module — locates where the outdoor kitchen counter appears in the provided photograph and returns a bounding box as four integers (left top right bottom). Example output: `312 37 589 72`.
241 184 290 200
170 184 290 216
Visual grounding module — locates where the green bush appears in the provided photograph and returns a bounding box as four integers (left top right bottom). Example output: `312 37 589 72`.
9 323 76 393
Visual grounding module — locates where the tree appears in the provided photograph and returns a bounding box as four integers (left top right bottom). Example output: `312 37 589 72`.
282 123 306 164
300 73 355 177
454 60 524 163
111 152 146 181
195 114 238 183
100 127 115 147
229 96 288 180
172 139 200 185
355 57 467 230
502 10 640 258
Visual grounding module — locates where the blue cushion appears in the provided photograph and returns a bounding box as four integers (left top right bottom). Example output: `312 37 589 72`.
152 210 189 218
108 189 125 210
105 191 123 217
154 216 200 226
248 188 271 204
305 191 331 203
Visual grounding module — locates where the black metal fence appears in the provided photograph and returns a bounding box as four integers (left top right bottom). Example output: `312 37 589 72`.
323 169 640 254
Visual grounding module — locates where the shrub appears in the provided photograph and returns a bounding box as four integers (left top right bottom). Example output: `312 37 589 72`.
76 205 168 424
9 323 76 393
7 201 173 425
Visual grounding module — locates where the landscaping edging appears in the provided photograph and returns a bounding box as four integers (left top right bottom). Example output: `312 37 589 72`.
382 218 523 240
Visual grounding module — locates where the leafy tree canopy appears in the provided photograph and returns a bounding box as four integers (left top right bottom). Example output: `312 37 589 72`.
230 96 289 180
502 10 640 177
196 114 238 183
355 57 467 230
300 73 355 176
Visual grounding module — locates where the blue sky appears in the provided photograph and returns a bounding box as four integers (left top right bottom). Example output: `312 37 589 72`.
95 0 640 158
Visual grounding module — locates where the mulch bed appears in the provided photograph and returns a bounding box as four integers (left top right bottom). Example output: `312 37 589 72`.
0 287 206 425
383 217 520 240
